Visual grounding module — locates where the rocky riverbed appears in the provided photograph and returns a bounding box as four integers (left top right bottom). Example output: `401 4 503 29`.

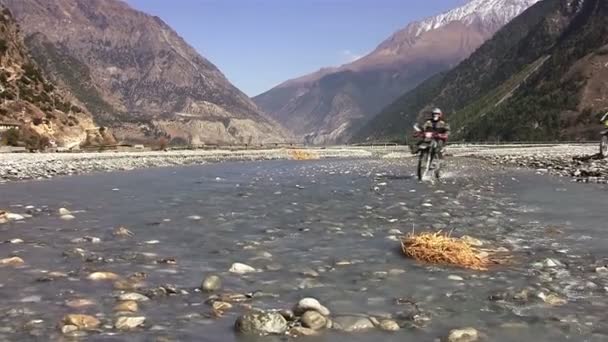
1 157 607 341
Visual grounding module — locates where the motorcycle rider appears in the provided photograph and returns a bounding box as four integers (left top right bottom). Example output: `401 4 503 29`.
415 108 450 158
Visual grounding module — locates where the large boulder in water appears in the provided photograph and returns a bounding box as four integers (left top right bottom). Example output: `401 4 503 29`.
235 310 288 336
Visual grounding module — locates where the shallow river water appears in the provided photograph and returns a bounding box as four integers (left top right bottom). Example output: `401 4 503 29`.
1 158 607 341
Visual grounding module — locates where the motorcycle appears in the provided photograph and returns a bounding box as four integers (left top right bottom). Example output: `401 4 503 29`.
601 112 608 158
413 124 442 181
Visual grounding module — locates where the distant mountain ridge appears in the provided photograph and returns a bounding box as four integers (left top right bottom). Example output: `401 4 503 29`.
354 0 608 143
254 0 539 145
2 0 288 145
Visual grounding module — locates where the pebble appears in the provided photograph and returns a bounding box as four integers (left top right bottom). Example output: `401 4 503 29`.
332 316 374 332
62 314 101 331
88 272 120 281
301 311 327 330
58 208 71 216
115 316 146 330
202 275 222 291
66 299 96 308
448 327 479 342
295 298 331 316
114 301 139 313
379 319 400 331
289 326 319 336
229 263 257 274
0 257 24 266
118 293 150 302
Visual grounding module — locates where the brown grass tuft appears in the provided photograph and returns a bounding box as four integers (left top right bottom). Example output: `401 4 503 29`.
401 232 492 270
288 149 319 160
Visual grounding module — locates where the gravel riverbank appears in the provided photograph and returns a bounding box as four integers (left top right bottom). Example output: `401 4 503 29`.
0 148 373 183
1 144 606 184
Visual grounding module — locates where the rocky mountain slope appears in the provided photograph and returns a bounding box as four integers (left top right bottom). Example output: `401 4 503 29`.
0 6 97 149
254 0 539 144
2 0 288 145
354 0 607 143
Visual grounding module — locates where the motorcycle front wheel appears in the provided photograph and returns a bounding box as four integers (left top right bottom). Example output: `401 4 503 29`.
417 150 433 181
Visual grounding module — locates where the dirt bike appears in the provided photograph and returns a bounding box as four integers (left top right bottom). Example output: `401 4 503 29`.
413 124 442 181
600 112 608 158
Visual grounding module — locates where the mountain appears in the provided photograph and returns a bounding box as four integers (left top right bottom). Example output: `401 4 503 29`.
1 0 288 145
254 0 540 144
0 6 99 149
354 0 608 142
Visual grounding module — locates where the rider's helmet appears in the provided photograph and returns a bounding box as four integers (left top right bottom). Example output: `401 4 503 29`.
431 108 443 122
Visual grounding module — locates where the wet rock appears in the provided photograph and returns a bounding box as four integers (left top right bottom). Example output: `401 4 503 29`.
66 299 96 309
301 311 327 330
448 275 464 281
6 238 24 244
212 301 232 313
448 327 479 342
114 301 138 313
279 309 295 321
118 292 150 302
20 295 42 303
201 275 222 292
595 266 608 275
115 316 146 330
61 325 78 334
0 256 24 266
5 213 25 221
379 319 400 331
88 271 120 281
113 226 134 237
332 316 374 332
62 314 101 331
538 292 567 306
542 258 563 268
294 298 330 316
288 326 319 337
143 284 179 297
155 258 177 265
229 262 257 274
234 310 288 336
58 208 71 216
61 214 76 221
71 236 101 244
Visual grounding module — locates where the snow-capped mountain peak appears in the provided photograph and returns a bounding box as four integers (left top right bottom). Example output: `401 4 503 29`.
415 0 541 36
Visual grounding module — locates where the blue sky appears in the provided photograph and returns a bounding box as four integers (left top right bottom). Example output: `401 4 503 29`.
125 0 466 97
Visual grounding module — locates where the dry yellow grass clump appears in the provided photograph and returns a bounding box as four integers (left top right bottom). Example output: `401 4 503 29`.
401 232 491 270
288 149 319 160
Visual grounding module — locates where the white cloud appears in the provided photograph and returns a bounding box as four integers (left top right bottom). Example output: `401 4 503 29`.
341 49 363 63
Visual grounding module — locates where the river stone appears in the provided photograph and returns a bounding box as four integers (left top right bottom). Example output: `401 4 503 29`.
115 316 146 330
332 316 375 332
113 226 134 237
301 311 327 330
62 314 101 331
379 319 400 331
448 327 479 342
229 263 256 274
118 293 150 302
58 208 71 216
234 310 288 336
0 257 24 266
61 215 76 221
88 272 120 281
114 301 138 313
202 275 222 292
295 298 330 316
289 327 319 337
66 299 96 309
6 213 25 221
